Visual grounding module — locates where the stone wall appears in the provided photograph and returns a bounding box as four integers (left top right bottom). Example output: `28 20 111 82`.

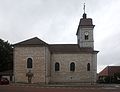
14 46 46 83
14 46 97 84
50 53 97 83
77 28 94 48
92 53 97 83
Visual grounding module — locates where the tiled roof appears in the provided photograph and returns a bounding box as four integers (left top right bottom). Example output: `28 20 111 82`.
99 66 120 76
80 18 94 26
79 13 95 27
14 37 99 53
76 14 95 35
49 44 98 53
14 37 48 46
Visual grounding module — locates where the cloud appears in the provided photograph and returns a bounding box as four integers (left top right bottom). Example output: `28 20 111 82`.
0 0 120 72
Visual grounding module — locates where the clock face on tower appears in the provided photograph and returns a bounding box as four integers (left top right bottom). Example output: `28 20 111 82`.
85 32 88 35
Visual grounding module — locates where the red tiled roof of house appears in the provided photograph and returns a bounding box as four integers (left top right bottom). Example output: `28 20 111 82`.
99 66 120 76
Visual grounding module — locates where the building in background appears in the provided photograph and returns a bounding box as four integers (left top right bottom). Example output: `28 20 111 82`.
98 66 120 83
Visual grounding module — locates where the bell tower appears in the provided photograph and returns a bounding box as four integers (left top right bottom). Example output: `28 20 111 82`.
76 4 95 49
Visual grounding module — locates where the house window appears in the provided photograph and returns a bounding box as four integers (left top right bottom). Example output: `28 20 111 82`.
70 62 75 71
27 58 32 68
87 63 90 71
85 32 89 40
55 62 60 71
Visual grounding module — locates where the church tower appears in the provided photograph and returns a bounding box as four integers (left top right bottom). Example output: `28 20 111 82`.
76 5 95 49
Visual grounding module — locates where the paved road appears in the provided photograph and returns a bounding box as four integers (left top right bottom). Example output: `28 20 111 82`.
0 85 120 92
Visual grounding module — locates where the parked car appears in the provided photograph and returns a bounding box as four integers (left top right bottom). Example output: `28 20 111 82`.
0 78 9 85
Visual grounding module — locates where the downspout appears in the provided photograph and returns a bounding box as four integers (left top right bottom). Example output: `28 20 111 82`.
50 51 52 83
44 47 46 84
13 47 15 83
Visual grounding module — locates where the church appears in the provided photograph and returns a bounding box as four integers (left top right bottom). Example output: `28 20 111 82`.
13 12 99 84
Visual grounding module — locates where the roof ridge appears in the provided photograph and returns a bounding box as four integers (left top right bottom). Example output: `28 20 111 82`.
14 37 48 46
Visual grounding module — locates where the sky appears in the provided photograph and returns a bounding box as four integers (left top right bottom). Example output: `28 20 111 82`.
0 0 120 73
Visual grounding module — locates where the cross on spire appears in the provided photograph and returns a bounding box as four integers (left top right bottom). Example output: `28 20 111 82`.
82 3 87 19
83 3 85 13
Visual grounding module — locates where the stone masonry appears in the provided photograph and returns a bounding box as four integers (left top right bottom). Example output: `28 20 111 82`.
13 12 99 84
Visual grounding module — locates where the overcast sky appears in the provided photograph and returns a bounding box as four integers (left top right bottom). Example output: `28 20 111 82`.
0 0 120 73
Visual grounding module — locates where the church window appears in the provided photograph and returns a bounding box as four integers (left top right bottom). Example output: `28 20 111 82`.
87 63 90 71
55 62 60 71
27 58 33 68
70 62 75 71
85 32 89 40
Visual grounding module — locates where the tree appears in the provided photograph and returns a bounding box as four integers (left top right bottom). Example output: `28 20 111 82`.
114 73 120 83
0 39 13 72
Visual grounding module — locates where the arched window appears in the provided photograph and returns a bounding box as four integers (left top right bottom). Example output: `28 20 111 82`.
55 62 60 71
85 32 89 40
70 62 75 71
27 58 32 68
87 63 90 71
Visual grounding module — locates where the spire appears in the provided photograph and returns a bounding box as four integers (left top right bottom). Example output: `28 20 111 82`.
83 3 85 13
83 3 87 19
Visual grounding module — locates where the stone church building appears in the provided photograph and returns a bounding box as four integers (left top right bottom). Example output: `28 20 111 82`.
13 13 99 84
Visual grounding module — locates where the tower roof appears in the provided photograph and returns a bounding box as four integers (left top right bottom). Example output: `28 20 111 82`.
76 13 95 35
80 17 93 26
80 3 94 27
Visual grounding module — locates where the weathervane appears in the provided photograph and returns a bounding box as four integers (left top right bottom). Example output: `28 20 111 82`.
83 3 85 13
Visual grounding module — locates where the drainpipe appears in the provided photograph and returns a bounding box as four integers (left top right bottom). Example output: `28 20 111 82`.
44 47 46 84
13 47 15 83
